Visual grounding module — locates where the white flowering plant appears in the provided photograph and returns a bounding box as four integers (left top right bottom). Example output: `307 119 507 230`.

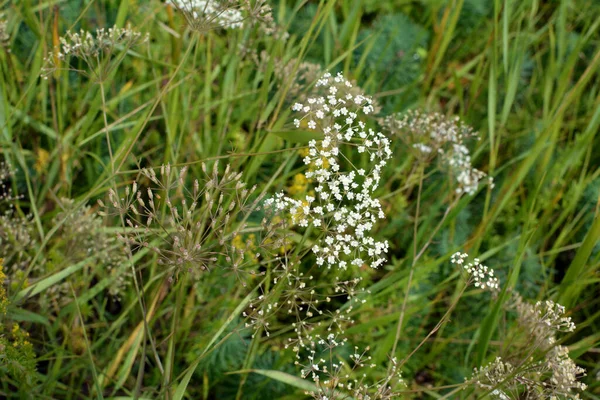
267 72 391 272
0 1 598 399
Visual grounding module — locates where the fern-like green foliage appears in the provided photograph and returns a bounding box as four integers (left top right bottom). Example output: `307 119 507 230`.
188 322 294 399
197 326 248 380
454 0 493 40
356 13 429 113
579 176 600 255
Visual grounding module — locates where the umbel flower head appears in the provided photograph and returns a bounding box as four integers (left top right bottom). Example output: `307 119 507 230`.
167 0 245 32
468 294 586 399
167 0 281 35
451 251 499 291
383 110 492 196
42 25 148 81
511 293 576 348
103 162 267 282
294 333 405 400
469 341 587 399
265 71 391 271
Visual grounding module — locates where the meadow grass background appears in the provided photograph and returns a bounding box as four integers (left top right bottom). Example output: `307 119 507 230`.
0 0 599 398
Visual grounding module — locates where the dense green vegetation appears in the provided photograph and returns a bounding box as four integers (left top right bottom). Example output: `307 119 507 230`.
0 0 599 398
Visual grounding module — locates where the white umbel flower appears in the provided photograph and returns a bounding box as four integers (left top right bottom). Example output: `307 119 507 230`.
383 110 491 196
167 0 244 30
451 252 499 291
265 72 391 270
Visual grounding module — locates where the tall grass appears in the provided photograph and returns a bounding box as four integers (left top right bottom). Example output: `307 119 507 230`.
0 0 599 399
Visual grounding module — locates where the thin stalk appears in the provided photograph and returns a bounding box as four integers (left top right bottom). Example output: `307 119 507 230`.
398 284 468 369
388 169 458 376
389 165 425 362
99 81 114 175
71 284 105 400
163 275 188 398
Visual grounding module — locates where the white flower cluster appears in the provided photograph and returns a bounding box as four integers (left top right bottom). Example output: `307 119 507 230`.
42 25 148 79
470 294 586 399
447 142 487 196
490 389 510 400
243 295 274 337
470 345 587 398
255 73 401 398
296 334 349 380
167 0 244 29
451 252 499 291
56 26 147 60
513 295 576 347
0 162 22 205
547 345 587 395
383 110 491 196
265 72 391 270
469 357 514 397
295 333 404 400
533 300 576 333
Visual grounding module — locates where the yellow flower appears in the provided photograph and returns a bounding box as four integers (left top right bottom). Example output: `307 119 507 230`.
287 173 308 196
34 148 50 174
12 323 31 348
298 147 310 158
232 234 245 251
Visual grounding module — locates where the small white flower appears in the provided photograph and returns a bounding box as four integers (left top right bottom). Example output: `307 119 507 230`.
265 71 390 271
451 252 499 291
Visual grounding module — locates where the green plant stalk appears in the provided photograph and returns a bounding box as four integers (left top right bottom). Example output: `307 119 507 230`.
558 212 600 308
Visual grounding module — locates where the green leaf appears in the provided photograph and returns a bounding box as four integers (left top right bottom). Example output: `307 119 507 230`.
115 0 130 28
7 308 50 326
14 260 87 302
558 213 600 308
229 369 318 393
172 283 261 400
